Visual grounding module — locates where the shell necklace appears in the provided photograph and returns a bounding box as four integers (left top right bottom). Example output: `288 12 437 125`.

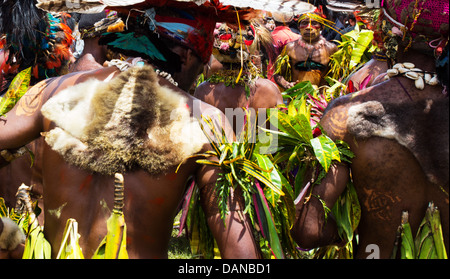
384 62 439 90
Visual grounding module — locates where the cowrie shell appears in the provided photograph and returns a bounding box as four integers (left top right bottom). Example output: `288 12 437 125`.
403 62 415 69
415 77 424 90
428 75 439 86
424 73 432 83
386 69 398 77
398 67 409 74
405 71 419 80
410 68 423 76
393 63 403 70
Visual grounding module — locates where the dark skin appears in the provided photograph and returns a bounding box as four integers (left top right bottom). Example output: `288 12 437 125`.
291 48 449 258
69 37 107 73
0 37 110 223
273 18 338 90
346 58 389 89
194 78 283 135
195 58 283 136
0 37 109 221
0 48 261 259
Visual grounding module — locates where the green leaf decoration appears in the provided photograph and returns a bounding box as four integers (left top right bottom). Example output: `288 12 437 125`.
0 67 32 116
253 181 284 259
92 212 128 259
310 135 340 172
56 218 84 259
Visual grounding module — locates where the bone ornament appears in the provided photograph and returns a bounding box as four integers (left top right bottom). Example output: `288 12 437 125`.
383 63 439 90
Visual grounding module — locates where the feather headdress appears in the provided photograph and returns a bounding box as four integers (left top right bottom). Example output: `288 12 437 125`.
1 1 74 98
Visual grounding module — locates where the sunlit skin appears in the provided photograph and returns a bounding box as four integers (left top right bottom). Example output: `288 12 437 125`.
273 15 337 89
0 48 261 259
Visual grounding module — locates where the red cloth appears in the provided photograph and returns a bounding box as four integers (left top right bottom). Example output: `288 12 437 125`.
271 26 300 50
268 26 299 82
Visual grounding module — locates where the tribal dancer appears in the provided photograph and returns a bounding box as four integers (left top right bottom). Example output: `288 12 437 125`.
273 11 338 89
194 21 282 137
1 0 262 259
292 0 448 258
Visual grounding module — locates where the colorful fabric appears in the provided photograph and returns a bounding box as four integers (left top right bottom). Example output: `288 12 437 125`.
150 9 216 63
384 0 449 38
272 26 300 51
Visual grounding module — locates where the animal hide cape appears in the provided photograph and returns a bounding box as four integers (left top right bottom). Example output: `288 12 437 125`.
347 99 449 186
41 65 208 176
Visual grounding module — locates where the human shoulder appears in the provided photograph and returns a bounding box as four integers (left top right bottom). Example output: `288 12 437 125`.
191 95 235 141
323 38 338 53
250 79 282 108
321 94 353 141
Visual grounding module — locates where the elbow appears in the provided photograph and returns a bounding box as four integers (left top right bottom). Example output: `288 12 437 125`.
290 212 340 250
291 223 325 250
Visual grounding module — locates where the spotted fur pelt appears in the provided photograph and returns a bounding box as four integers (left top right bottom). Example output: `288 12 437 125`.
347 98 449 186
41 65 207 176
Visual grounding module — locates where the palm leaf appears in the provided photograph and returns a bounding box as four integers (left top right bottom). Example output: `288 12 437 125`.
236 160 284 197
253 180 284 259
56 218 84 259
253 154 283 206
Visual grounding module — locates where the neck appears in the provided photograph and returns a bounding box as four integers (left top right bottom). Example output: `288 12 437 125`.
82 38 107 64
301 36 322 45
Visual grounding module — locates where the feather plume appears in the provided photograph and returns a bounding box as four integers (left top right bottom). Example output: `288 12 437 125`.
36 0 145 13
0 0 44 59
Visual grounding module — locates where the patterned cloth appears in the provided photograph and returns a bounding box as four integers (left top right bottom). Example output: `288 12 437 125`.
384 0 449 38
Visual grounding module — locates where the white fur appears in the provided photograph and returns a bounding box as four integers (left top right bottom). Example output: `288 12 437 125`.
347 101 415 151
0 217 26 251
41 79 103 140
40 66 208 175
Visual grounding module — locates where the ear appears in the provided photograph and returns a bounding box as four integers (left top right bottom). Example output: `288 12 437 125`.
172 46 190 65
184 48 199 65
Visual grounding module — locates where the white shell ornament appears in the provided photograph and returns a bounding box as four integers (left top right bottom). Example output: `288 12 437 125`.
427 75 439 86
386 69 399 77
403 62 415 69
405 71 419 80
415 77 424 90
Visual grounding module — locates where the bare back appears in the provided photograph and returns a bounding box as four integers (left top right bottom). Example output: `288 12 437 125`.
1 66 260 258
321 77 449 258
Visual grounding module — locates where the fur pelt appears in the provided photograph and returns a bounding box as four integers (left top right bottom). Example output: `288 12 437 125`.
347 99 449 186
41 65 207 176
0 217 25 251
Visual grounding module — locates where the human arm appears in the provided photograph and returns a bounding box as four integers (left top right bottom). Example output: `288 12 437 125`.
273 73 296 90
291 164 350 249
291 100 352 249
197 166 261 258
272 43 297 90
0 80 49 167
194 106 261 258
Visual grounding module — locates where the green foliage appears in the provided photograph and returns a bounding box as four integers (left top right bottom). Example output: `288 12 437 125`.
191 110 299 258
263 84 358 258
327 24 375 96
0 67 32 116
397 203 448 259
